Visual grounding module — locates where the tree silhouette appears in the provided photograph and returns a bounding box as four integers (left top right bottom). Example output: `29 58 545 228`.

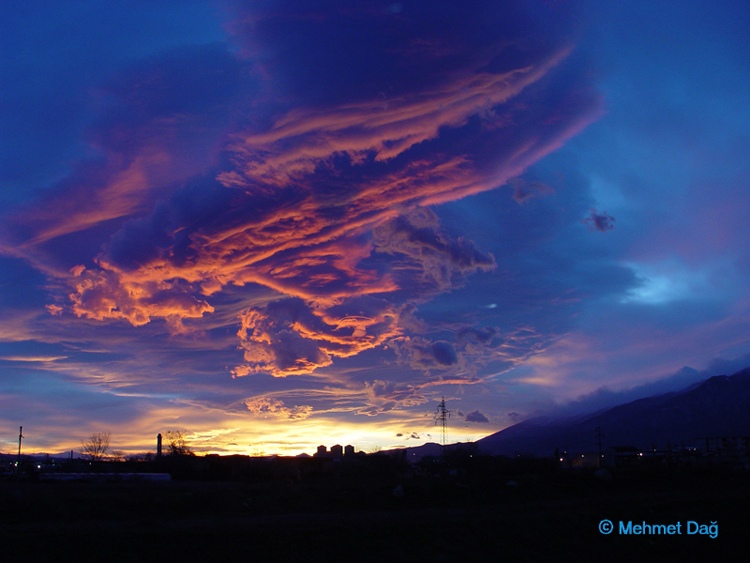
164 430 193 456
82 431 111 462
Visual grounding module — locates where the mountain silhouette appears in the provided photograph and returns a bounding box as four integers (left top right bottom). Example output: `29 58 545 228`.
475 367 750 456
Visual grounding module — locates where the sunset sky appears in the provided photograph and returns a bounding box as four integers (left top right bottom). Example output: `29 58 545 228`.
2 0 749 457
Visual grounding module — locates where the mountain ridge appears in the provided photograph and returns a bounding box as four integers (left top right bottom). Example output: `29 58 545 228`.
474 367 750 457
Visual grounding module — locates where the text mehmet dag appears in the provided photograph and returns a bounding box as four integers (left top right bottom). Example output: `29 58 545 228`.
618 521 718 538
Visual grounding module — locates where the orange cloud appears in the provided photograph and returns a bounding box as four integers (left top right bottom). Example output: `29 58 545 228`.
220 49 570 187
233 297 402 377
244 396 313 419
68 264 214 330
14 6 600 390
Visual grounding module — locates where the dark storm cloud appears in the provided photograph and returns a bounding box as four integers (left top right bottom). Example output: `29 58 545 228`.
432 341 459 366
390 337 458 372
371 208 496 297
465 410 489 423
583 209 616 232
389 324 551 384
225 0 582 105
92 43 249 154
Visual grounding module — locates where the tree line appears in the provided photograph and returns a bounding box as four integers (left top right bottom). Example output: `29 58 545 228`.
81 430 193 461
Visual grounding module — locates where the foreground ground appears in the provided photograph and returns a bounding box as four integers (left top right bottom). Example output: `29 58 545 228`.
1 463 747 561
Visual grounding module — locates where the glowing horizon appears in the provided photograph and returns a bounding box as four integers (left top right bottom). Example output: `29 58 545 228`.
5 400 488 458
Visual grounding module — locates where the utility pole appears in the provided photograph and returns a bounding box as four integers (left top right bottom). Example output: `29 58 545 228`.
17 426 24 470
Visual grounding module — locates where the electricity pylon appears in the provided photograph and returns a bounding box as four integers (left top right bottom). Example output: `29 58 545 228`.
435 397 451 448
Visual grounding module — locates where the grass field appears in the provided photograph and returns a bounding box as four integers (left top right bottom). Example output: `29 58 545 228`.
1 465 747 561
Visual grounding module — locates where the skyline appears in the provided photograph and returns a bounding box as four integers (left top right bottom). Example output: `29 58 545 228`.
2 1 750 456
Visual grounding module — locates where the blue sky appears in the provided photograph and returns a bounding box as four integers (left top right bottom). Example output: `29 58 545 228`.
1 0 749 456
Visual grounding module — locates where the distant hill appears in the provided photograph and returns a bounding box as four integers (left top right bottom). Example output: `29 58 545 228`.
475 367 750 457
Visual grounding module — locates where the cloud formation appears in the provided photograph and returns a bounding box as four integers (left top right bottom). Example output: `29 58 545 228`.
0 0 620 443
1 0 749 458
233 297 401 377
5 0 599 386
465 410 490 423
584 209 616 232
244 396 313 420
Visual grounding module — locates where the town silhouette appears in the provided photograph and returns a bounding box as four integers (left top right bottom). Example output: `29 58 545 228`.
3 372 749 561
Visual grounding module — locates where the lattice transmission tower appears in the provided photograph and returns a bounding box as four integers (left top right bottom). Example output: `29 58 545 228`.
435 397 451 447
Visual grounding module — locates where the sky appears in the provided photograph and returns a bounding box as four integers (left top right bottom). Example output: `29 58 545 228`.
1 0 749 457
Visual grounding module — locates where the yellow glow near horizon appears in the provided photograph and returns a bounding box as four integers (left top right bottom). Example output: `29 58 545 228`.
8 411 497 458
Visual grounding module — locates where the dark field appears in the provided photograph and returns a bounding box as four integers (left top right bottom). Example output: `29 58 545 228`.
1 463 748 561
